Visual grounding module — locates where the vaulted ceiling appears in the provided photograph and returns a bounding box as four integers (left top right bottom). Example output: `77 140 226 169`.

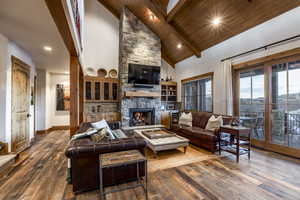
98 0 300 67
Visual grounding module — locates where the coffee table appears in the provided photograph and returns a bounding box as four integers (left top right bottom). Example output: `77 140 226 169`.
134 128 189 157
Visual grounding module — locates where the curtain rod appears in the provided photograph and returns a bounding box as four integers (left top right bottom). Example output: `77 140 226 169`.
221 34 300 62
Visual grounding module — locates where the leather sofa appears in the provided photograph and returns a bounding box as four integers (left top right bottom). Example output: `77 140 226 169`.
65 122 146 194
171 112 233 152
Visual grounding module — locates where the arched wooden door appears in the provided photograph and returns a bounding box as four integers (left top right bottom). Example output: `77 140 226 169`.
11 56 30 153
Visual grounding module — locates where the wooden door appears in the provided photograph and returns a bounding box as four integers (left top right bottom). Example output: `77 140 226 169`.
11 56 30 153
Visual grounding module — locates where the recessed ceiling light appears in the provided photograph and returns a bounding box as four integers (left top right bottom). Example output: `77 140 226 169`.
212 17 222 26
177 43 182 49
43 46 52 52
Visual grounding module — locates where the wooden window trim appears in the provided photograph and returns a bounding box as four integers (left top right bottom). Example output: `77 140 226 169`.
233 51 300 158
233 47 300 70
181 72 214 84
181 72 214 113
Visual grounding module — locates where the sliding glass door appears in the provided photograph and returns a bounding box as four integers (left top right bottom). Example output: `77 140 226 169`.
239 68 265 141
235 56 300 156
271 60 300 149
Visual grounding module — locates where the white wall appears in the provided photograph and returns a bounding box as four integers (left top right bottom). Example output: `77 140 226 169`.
175 6 300 113
49 73 70 127
161 59 176 81
45 72 51 129
82 0 175 78
0 33 36 151
36 69 47 131
82 0 119 74
36 71 70 130
0 34 9 142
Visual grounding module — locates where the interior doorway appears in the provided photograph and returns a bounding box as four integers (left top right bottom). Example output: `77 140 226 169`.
11 56 31 153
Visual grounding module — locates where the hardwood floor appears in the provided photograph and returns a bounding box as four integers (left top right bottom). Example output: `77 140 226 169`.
0 131 69 200
1 130 300 200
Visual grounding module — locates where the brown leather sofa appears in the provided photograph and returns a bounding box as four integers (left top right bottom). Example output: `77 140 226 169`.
65 122 146 194
171 112 233 152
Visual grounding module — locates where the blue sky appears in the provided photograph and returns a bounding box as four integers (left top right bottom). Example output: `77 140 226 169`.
240 65 300 99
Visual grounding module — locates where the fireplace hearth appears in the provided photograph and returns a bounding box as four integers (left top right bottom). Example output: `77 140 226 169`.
129 108 155 127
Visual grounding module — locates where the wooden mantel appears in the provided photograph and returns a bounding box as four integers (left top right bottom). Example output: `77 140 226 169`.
124 91 161 98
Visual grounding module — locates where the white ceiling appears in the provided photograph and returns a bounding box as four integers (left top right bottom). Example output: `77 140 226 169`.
0 0 70 73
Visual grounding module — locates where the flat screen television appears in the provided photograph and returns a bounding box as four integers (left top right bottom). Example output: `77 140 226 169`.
128 64 160 85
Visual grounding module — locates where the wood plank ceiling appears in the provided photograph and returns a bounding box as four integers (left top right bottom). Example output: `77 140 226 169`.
97 0 300 67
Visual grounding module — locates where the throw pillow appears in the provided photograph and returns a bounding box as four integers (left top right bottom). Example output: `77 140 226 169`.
91 128 108 143
179 112 192 127
205 115 223 131
70 128 98 141
91 119 116 139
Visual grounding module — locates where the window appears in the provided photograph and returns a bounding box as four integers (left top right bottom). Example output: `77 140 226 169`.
182 76 213 112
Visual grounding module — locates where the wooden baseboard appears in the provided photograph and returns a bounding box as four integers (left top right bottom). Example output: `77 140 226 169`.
30 137 36 146
36 130 48 135
50 126 70 131
36 126 70 135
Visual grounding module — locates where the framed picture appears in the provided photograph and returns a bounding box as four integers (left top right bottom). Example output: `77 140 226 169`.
56 84 70 111
70 0 82 48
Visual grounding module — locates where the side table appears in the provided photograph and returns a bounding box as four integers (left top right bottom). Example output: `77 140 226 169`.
99 150 148 200
219 125 251 162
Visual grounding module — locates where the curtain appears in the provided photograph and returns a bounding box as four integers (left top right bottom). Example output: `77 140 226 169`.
213 60 233 115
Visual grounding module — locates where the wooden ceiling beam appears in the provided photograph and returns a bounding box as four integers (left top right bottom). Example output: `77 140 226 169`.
45 0 77 56
150 0 167 17
170 23 201 57
162 50 176 68
167 0 191 23
145 0 201 58
97 0 120 18
169 20 201 57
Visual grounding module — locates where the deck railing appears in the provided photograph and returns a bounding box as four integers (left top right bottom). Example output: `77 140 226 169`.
285 113 300 135
239 111 300 148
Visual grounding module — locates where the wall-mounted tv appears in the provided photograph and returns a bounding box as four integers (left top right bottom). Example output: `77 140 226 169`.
128 64 160 86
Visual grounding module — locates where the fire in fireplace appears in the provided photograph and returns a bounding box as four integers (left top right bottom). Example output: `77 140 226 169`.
129 108 155 127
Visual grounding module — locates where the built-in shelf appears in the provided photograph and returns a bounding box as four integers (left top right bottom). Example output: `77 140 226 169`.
84 76 120 123
84 76 119 103
161 81 177 103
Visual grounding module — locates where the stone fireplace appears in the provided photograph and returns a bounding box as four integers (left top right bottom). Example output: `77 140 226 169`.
119 7 162 127
129 108 155 127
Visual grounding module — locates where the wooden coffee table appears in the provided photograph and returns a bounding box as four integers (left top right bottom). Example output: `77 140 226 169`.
134 129 189 157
